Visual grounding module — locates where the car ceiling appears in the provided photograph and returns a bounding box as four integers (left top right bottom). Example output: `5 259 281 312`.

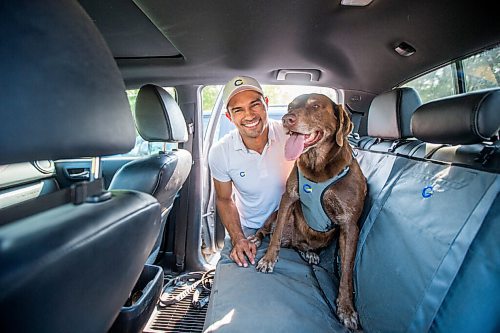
79 0 499 95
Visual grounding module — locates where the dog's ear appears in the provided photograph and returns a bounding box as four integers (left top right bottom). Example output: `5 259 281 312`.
335 104 353 147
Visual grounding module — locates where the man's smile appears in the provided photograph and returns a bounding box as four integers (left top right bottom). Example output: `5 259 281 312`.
242 119 260 128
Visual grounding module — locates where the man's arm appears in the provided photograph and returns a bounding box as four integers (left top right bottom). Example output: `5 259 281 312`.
213 179 256 267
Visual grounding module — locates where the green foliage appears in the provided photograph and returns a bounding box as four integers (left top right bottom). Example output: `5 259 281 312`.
263 85 337 105
126 89 139 111
202 86 221 112
404 45 499 103
404 66 455 104
201 85 337 113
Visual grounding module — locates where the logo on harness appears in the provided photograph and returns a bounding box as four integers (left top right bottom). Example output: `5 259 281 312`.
303 184 312 193
422 185 434 198
239 171 246 177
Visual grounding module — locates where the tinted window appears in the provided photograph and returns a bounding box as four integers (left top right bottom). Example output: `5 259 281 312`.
403 45 500 103
463 47 500 92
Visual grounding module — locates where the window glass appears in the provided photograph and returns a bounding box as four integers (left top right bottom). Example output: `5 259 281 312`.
403 65 455 103
202 85 223 135
402 45 500 103
463 46 500 92
201 84 337 140
110 87 178 158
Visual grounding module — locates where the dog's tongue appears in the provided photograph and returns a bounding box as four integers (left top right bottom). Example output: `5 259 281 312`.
285 133 305 161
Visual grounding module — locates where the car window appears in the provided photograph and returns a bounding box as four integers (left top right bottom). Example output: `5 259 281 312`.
402 45 499 103
110 88 178 158
463 46 500 92
202 85 338 140
402 65 455 103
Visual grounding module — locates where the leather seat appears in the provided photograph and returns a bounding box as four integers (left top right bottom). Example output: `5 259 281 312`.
0 1 161 332
411 88 500 171
357 87 423 155
110 84 192 264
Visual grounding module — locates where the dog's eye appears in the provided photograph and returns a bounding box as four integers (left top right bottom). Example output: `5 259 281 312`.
312 104 320 109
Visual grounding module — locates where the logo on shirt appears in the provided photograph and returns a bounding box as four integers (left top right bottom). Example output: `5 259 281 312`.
422 185 433 198
239 171 246 177
303 184 312 193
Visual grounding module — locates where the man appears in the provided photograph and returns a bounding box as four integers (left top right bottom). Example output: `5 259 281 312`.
208 76 294 267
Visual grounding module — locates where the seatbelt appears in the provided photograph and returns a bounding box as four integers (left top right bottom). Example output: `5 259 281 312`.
424 144 449 159
475 139 500 166
0 178 105 226
347 133 361 147
388 138 412 153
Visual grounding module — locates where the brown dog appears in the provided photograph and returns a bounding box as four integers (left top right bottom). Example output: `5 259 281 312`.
249 93 367 330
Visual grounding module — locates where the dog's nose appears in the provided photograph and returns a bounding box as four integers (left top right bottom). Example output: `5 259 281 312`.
282 114 296 127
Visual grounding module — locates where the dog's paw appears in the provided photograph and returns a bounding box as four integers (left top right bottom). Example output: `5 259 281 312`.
299 250 320 265
256 255 277 273
247 235 262 248
336 299 359 330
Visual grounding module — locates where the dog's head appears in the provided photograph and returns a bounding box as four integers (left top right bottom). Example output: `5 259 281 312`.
283 93 352 161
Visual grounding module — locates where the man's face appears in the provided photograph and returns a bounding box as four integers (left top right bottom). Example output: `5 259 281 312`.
226 90 269 139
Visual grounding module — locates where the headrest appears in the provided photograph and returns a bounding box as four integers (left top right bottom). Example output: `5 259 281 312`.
367 87 422 139
411 89 500 145
0 1 136 165
134 85 189 142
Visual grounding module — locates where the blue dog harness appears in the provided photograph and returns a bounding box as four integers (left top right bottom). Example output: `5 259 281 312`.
298 166 350 232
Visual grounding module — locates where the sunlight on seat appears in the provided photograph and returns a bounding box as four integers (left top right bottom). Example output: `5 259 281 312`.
204 309 235 332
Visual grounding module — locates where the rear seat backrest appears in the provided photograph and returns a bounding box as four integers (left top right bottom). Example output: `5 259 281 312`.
355 156 499 332
354 89 500 332
359 87 422 154
411 88 500 171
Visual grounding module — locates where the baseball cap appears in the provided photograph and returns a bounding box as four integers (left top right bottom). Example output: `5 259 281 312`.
222 76 264 109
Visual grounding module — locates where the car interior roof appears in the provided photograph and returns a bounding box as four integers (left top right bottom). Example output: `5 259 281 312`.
79 0 500 94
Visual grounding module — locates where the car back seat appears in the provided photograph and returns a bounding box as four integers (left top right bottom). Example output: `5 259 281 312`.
0 1 162 332
354 89 500 332
204 90 499 333
357 87 423 155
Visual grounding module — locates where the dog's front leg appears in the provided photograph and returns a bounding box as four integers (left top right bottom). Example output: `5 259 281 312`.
255 196 295 273
337 222 360 330
256 167 299 273
248 211 277 248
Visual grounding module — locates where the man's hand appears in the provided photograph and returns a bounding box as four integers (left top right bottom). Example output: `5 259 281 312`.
230 238 256 267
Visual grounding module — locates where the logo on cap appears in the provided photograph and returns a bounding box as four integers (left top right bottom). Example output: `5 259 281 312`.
303 184 312 193
235 79 243 86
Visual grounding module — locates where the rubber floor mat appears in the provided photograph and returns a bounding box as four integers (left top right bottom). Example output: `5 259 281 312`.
143 274 212 333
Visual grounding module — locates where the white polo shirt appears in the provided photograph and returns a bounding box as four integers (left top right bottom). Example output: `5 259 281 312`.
208 119 295 229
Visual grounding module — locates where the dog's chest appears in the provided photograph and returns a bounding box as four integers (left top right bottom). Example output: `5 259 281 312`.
297 167 349 232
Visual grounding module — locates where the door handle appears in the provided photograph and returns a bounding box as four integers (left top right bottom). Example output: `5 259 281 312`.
65 169 90 180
